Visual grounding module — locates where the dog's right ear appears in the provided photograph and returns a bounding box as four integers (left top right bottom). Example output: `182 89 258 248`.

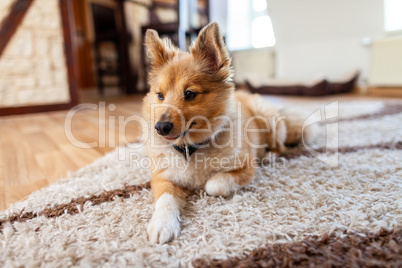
191 22 231 72
145 29 176 69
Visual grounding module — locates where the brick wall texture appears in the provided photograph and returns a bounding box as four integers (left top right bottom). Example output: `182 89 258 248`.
0 0 70 107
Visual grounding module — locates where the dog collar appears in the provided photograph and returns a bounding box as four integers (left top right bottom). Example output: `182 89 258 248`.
172 139 210 161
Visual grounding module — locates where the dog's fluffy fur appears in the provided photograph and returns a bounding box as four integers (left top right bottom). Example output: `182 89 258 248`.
142 23 308 244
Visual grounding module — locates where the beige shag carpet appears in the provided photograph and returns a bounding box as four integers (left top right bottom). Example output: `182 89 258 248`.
1 100 401 267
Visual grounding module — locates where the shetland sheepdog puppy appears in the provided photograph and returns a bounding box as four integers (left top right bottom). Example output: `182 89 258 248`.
142 23 308 244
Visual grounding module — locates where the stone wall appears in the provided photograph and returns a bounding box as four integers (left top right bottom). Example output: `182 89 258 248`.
0 0 70 108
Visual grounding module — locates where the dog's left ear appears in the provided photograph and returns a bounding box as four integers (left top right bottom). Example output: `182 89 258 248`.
191 22 231 71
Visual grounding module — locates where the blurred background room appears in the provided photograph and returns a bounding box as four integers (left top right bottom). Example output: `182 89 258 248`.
1 0 401 112
0 0 401 208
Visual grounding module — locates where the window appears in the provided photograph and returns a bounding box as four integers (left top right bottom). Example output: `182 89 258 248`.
384 0 402 32
227 0 276 51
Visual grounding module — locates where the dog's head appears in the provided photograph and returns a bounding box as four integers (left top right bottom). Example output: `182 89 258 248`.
143 23 234 145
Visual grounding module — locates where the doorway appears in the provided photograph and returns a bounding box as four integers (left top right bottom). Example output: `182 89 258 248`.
72 0 137 97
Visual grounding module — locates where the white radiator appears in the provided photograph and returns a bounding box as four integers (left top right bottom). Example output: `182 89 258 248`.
369 37 402 87
231 47 275 84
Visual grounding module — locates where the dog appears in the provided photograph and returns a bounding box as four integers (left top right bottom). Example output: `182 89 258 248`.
142 22 308 244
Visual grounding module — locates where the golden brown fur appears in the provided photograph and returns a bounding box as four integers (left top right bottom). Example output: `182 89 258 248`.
142 23 303 244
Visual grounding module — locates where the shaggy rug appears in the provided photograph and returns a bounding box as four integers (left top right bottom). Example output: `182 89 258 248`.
1 100 401 267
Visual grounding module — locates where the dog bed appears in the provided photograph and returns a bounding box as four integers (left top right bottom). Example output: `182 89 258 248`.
246 70 359 96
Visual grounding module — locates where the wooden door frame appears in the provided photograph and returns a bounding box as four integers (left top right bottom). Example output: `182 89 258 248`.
0 0 79 116
86 0 137 94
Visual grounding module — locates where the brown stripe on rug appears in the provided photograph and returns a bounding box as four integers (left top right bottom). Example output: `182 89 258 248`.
282 141 402 159
0 182 150 231
322 103 402 124
192 228 402 268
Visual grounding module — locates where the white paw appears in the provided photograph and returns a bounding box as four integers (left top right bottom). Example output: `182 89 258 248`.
205 173 236 197
147 193 181 244
147 212 180 244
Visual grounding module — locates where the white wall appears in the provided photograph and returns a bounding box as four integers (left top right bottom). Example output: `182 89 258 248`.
268 0 385 83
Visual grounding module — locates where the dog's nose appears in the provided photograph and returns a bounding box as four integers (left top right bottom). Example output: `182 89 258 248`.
155 121 173 136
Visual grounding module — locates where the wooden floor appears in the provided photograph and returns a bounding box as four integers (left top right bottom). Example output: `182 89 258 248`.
0 90 400 211
0 95 144 210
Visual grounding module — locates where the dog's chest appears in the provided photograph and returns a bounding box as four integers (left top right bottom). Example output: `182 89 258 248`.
162 145 242 190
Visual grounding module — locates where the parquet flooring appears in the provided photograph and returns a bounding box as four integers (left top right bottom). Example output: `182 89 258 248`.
0 95 143 210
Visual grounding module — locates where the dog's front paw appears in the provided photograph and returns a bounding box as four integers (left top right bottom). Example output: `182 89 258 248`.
147 193 181 244
147 212 180 244
205 173 236 197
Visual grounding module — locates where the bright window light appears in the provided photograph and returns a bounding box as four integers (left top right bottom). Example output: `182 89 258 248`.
226 0 250 51
252 16 276 48
253 0 267 12
227 0 276 51
384 0 402 32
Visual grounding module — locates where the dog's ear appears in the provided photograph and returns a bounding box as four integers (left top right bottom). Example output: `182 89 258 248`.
191 22 231 71
145 29 176 69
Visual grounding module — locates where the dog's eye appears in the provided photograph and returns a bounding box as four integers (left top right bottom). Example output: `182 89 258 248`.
157 92 164 101
184 90 197 100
